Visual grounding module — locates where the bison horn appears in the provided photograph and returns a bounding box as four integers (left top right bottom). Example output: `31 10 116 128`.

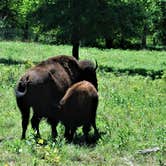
94 60 98 71
15 87 27 98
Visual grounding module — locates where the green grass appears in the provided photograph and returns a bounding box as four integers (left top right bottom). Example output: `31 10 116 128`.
0 41 166 165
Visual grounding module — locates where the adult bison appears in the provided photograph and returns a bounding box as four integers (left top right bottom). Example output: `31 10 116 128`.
56 80 99 142
15 55 98 139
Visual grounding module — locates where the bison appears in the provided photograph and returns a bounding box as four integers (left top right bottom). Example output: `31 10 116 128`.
15 55 98 139
56 80 99 142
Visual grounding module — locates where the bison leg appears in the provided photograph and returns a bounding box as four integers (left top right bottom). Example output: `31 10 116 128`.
65 127 76 142
69 127 76 141
47 117 58 140
83 124 91 142
21 107 30 139
31 114 41 138
16 98 30 139
64 125 70 140
91 100 99 137
48 120 58 139
92 123 99 137
91 116 99 137
51 125 58 139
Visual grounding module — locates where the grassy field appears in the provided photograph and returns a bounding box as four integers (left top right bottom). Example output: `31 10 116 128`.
0 41 166 165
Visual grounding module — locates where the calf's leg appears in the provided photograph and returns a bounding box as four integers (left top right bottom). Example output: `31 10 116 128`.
91 118 99 137
91 100 100 137
83 123 91 142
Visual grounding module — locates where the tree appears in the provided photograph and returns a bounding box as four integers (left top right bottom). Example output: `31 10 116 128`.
139 0 166 47
159 0 166 45
96 0 117 49
33 0 104 59
96 0 145 49
116 1 145 48
16 0 41 41
0 0 19 39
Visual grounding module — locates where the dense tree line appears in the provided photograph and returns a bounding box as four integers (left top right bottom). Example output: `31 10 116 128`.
0 0 166 58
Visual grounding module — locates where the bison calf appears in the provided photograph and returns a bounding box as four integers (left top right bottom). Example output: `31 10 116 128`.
56 80 99 142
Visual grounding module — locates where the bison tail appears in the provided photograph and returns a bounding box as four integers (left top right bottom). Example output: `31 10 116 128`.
15 76 29 98
15 87 27 98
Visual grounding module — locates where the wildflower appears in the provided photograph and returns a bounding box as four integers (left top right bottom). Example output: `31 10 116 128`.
38 139 44 145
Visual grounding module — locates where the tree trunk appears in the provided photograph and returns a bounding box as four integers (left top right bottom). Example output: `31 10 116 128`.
22 22 29 41
105 38 113 49
161 1 166 45
142 25 147 48
72 41 79 60
71 27 80 60
153 36 157 46
120 37 125 49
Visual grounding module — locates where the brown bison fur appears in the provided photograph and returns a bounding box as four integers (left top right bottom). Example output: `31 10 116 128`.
56 80 99 142
79 60 98 91
15 55 98 139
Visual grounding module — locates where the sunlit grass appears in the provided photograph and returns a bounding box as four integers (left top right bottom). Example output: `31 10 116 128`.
0 41 166 165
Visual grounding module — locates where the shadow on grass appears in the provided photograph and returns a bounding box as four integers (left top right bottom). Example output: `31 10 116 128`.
0 58 164 80
0 58 25 65
71 131 105 147
99 65 164 80
0 58 38 65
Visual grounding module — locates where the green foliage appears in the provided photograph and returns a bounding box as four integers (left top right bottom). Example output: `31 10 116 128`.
161 70 166 81
0 0 18 28
33 0 103 42
1 0 166 49
0 41 166 165
32 0 146 49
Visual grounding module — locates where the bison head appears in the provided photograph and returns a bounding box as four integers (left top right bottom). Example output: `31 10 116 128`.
79 60 98 91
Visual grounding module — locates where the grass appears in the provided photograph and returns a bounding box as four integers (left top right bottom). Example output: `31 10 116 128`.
0 41 166 165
